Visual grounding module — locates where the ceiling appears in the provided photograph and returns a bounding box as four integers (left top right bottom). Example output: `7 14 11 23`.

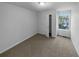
6 2 79 11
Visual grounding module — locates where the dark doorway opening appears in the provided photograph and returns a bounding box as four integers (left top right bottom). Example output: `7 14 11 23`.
49 14 52 37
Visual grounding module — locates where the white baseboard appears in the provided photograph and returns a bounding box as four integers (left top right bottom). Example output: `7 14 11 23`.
71 39 79 56
0 33 37 54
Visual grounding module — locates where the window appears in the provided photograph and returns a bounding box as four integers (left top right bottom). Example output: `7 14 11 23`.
58 16 69 29
58 10 71 29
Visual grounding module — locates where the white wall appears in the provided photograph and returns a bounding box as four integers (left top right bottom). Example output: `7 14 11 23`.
0 3 37 53
71 6 79 56
37 9 56 37
57 29 71 37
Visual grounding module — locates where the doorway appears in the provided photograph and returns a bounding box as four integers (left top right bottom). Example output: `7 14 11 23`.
49 14 52 37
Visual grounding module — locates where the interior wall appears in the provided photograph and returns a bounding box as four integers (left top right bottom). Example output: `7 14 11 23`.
0 3 37 53
57 29 71 37
71 6 79 56
37 9 56 37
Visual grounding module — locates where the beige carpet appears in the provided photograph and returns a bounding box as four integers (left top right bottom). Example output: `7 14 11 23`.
0 34 78 57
